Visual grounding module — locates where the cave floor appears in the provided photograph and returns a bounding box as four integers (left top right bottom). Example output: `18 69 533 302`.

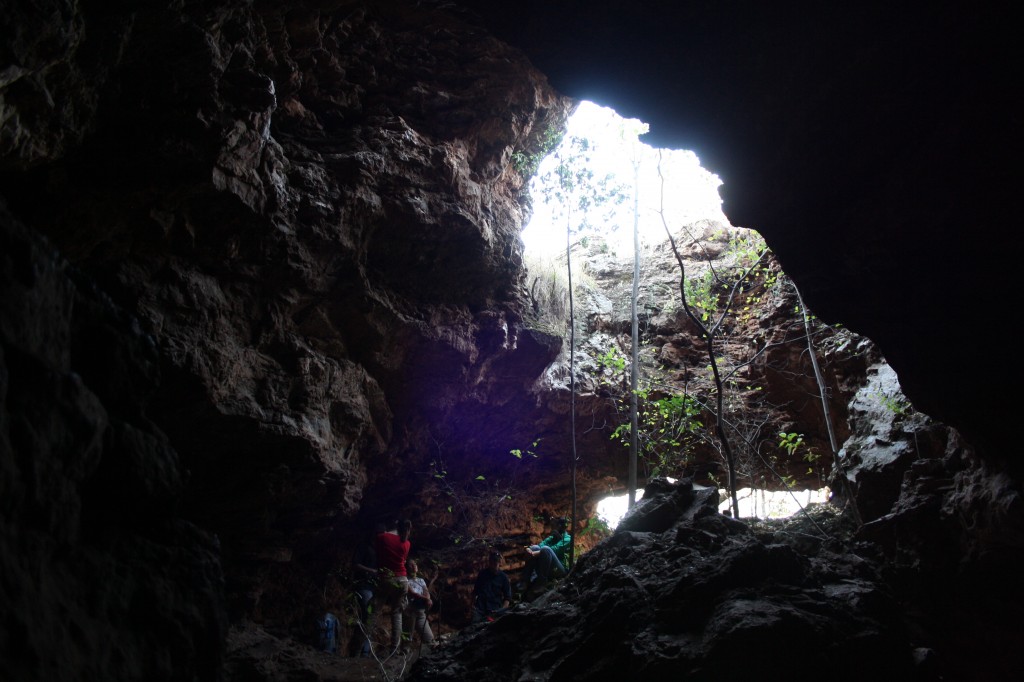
225 620 455 681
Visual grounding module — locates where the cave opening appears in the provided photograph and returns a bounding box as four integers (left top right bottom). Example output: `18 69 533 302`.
519 100 845 525
598 485 833 530
521 100 726 257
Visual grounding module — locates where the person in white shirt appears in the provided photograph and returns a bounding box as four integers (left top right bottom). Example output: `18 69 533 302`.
403 559 435 651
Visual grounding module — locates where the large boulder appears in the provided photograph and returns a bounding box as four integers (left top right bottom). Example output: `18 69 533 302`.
411 479 916 682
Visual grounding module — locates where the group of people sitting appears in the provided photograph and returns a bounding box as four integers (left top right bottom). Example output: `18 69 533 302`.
349 515 573 657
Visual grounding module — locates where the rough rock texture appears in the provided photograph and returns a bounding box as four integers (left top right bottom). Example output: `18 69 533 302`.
3 0 573 634
549 224 870 490
839 361 950 522
2 0 572 676
857 432 1024 681
223 619 418 682
410 480 916 682
0 203 226 680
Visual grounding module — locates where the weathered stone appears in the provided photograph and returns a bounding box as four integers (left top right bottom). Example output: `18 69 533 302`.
410 482 914 682
0 204 226 681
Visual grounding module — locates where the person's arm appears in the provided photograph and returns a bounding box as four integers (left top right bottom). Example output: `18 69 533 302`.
472 573 489 614
418 578 433 608
354 546 376 576
422 570 437 608
501 574 511 608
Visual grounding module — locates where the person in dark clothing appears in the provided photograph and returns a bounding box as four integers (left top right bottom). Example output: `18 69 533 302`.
472 551 511 623
350 524 381 658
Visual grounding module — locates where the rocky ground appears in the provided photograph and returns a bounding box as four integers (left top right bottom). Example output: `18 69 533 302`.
223 484 895 682
408 481 924 682
224 619 445 682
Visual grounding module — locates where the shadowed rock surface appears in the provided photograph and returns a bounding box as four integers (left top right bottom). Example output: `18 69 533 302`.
410 480 913 682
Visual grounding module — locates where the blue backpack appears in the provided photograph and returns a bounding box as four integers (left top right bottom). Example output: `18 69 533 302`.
319 612 339 653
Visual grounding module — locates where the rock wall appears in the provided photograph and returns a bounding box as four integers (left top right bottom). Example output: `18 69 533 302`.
2 0 573 675
411 466 1023 681
1 203 226 680
549 223 871 491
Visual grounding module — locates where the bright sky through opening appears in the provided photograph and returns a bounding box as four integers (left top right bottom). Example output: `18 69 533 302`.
597 487 833 529
523 102 832 529
521 101 728 256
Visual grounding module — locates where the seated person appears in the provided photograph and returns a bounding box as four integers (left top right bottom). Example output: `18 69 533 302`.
472 551 511 623
522 516 571 593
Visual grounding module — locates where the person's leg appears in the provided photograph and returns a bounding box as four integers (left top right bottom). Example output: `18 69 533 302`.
355 588 374 656
521 547 540 586
396 580 409 651
535 545 566 580
401 604 413 651
546 545 567 576
390 608 402 651
385 577 409 652
414 608 434 645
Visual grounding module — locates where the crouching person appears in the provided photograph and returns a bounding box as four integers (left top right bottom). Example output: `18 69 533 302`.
472 551 511 623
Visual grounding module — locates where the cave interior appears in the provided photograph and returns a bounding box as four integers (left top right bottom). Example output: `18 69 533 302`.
1 1 1021 680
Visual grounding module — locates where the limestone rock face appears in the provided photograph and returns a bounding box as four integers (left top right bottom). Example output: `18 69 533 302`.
838 362 948 522
854 430 1024 681
532 224 871 491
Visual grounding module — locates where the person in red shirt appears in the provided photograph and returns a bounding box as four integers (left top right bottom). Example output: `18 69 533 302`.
374 519 412 654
